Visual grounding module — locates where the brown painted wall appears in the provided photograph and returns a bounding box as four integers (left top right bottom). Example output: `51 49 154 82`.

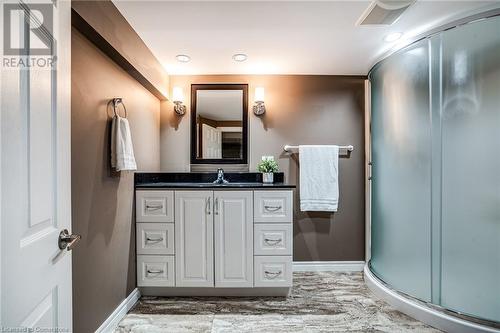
161 75 366 261
71 28 160 333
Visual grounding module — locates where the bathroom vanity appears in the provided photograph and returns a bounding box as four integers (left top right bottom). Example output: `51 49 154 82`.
134 172 295 296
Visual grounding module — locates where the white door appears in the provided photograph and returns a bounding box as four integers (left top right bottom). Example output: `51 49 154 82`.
1 1 73 330
214 191 253 287
175 191 214 287
202 124 221 158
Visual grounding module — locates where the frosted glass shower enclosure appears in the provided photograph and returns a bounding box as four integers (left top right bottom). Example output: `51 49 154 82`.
370 15 500 324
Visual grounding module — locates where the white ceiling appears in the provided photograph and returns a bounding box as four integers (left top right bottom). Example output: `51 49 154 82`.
114 1 499 75
197 90 243 121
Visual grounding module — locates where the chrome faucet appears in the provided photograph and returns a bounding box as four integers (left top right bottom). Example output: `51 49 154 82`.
213 168 229 184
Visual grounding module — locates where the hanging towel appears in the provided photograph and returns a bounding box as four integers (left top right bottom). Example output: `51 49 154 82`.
299 145 339 212
111 115 137 171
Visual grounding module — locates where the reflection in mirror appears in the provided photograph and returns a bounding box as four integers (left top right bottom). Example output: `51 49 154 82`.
197 90 243 159
191 84 248 164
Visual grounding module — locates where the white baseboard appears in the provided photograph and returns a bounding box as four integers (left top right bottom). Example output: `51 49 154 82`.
95 288 140 333
293 261 365 272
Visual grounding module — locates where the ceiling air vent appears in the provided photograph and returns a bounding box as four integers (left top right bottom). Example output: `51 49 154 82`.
356 0 415 26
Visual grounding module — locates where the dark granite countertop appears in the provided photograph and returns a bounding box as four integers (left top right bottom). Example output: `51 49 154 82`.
136 182 295 189
135 172 296 189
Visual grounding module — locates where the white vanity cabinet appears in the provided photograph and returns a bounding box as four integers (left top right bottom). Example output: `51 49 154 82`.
135 188 293 296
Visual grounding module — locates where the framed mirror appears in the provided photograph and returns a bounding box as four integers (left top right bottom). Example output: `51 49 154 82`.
191 84 248 164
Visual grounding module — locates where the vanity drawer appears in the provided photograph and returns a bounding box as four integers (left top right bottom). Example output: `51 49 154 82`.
137 223 174 255
137 255 175 287
136 190 174 222
254 190 293 223
254 256 292 287
254 224 292 256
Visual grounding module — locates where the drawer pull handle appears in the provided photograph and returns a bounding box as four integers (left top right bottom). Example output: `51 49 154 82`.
146 204 163 211
146 237 164 242
264 238 282 245
147 269 164 274
264 205 282 212
264 270 282 279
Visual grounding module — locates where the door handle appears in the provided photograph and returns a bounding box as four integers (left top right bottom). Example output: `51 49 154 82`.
58 229 81 251
215 197 219 215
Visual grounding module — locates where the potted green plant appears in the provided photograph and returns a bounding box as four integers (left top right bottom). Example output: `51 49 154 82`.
257 156 279 184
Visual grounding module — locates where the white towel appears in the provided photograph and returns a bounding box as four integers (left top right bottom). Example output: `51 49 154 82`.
111 115 137 171
299 145 339 212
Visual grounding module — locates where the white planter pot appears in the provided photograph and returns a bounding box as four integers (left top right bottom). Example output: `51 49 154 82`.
262 173 274 184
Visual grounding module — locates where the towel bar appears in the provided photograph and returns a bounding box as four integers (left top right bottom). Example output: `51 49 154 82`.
283 145 354 152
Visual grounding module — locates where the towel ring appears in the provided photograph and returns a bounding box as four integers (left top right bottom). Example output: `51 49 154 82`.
112 98 127 118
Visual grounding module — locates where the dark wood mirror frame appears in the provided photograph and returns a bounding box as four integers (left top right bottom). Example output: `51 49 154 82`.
190 83 248 165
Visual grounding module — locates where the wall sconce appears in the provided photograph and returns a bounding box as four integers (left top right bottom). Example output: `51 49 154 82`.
253 87 266 116
172 86 186 116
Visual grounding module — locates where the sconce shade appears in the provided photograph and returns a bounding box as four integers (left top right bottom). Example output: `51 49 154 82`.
172 86 184 102
254 87 265 102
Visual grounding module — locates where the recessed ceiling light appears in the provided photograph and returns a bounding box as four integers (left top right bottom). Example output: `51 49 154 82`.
176 54 191 63
232 53 247 62
384 32 403 43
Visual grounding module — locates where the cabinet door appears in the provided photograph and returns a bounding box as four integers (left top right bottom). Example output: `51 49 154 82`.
214 191 253 287
175 191 214 287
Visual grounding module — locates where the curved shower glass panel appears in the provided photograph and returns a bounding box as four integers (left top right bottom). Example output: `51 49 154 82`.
439 16 500 322
370 14 500 324
371 39 432 302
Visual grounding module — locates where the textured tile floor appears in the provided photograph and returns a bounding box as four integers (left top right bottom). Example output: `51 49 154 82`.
116 272 440 332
